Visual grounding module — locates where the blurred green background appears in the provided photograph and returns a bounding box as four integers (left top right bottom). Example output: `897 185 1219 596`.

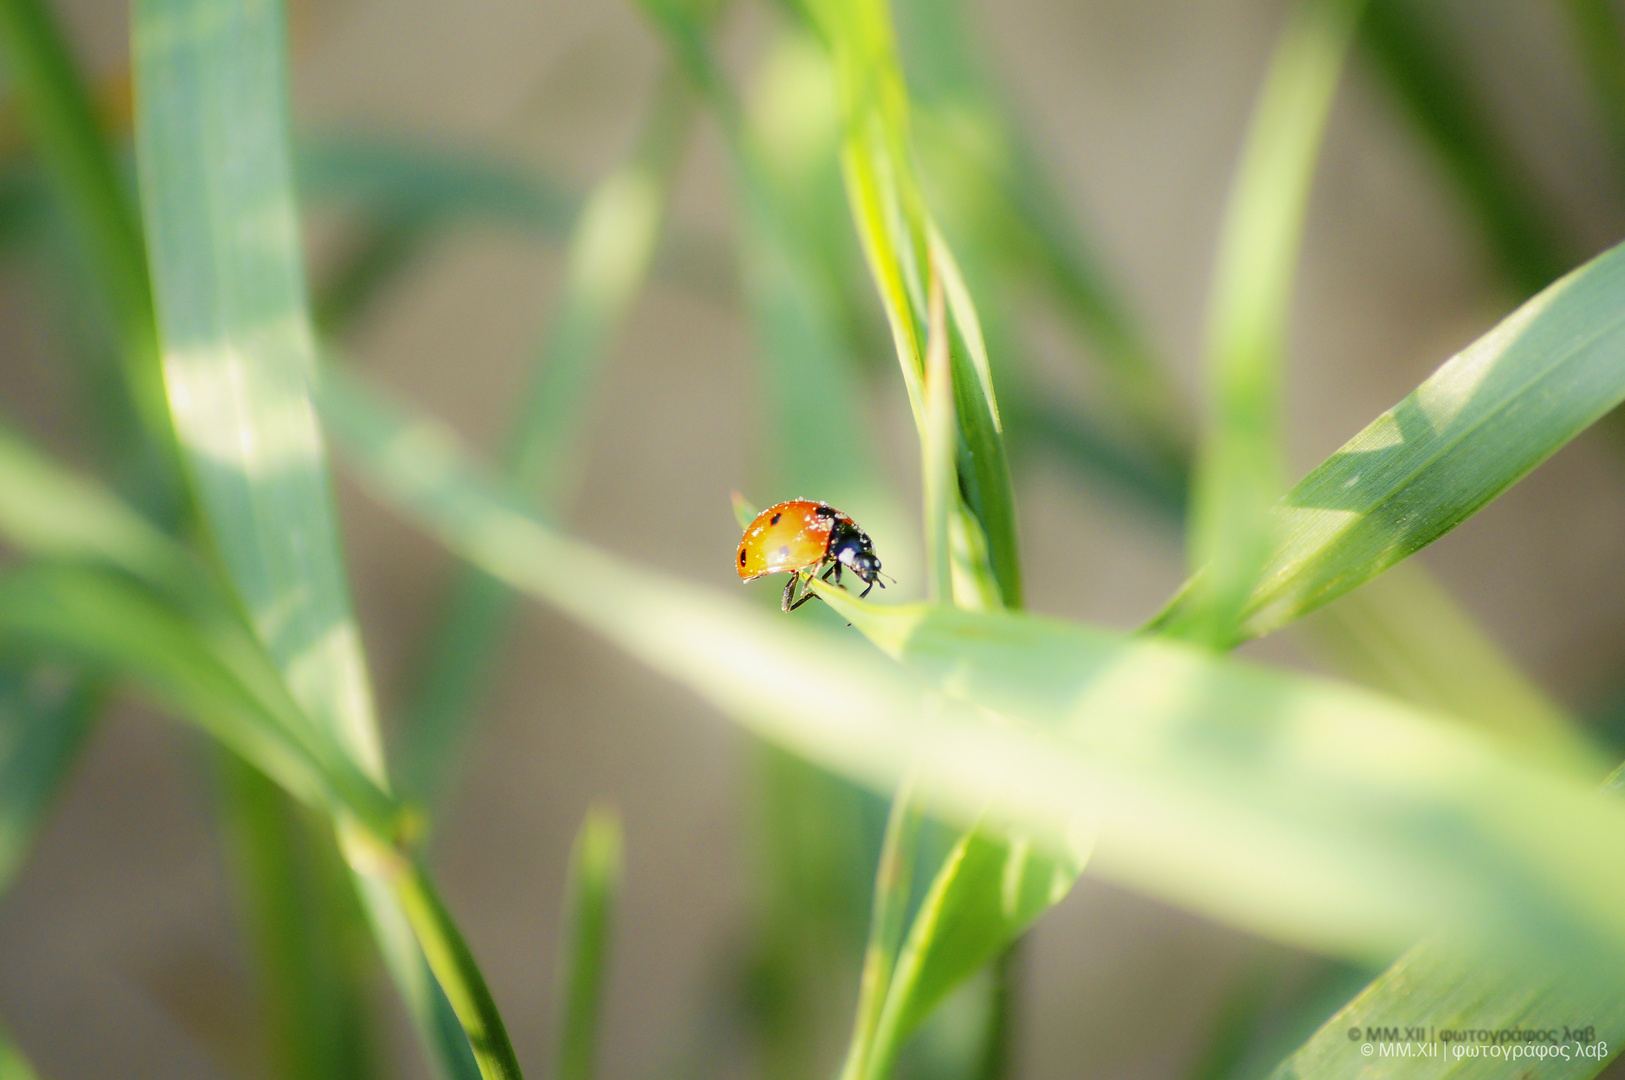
2 0 1625 1076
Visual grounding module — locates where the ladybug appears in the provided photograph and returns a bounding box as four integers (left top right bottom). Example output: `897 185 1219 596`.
736 500 886 612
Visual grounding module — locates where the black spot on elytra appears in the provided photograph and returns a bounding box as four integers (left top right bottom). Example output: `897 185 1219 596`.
739 549 747 565
815 505 837 518
770 512 782 525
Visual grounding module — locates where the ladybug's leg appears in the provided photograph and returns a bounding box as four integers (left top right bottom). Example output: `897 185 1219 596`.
783 568 819 610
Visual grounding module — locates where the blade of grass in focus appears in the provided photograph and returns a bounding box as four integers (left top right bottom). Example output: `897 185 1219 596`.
322 364 1625 971
1148 234 1625 647
1168 0 1367 648
554 806 622 1080
1359 0 1570 297
398 69 694 807
131 0 515 1074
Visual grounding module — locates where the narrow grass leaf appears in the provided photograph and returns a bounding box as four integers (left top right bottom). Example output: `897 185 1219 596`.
554 806 622 1080
322 366 1625 964
132 0 520 1073
1149 236 1625 647
860 828 1076 1080
0 665 100 896
0 0 172 455
1563 0 1625 184
1172 0 1367 648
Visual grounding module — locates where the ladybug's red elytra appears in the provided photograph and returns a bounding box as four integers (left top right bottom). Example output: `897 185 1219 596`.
736 499 886 612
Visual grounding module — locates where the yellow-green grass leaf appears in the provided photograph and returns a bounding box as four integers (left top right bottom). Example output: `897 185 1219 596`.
860 828 1077 1080
324 366 1625 965
1150 236 1625 647
0 1022 39 1080
133 0 515 1073
554 806 622 1080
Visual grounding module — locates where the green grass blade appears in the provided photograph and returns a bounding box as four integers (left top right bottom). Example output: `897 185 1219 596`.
0 1023 39 1080
1149 236 1625 647
0 0 172 455
1564 0 1625 184
132 0 521 1073
554 806 623 1080
1360 0 1570 297
400 72 693 806
1171 0 1367 648
861 828 1076 1080
323 366 1625 964
839 782 921 1080
216 755 373 1080
0 665 100 896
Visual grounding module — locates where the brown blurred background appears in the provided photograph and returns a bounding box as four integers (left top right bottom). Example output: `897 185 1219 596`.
2 0 1624 1076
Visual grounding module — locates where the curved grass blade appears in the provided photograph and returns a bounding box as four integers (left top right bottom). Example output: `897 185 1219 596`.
554 806 622 1080
322 365 1625 966
131 0 517 1073
1171 0 1367 648
1148 235 1625 647
1564 0 1625 185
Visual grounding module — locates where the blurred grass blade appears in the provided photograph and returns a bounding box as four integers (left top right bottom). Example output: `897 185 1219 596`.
216 756 373 1080
324 365 1625 964
861 828 1077 1080
1172 0 1366 648
0 0 172 457
1301 561 1594 774
0 665 101 895
1149 236 1625 647
839 782 921 1080
0 1023 38 1080
894 0 1189 458
132 0 521 1074
1361 0 1569 296
1564 0 1625 184
554 806 623 1080
401 71 693 806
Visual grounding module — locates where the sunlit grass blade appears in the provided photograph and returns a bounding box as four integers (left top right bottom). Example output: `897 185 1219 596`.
0 665 101 896
1360 0 1569 297
1267 943 1620 1080
322 365 1625 964
1148 236 1625 647
1169 0 1367 648
132 0 521 1073
400 71 694 807
554 805 622 1080
0 0 172 458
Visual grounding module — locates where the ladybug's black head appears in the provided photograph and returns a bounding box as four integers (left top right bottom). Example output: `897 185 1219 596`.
829 522 884 595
